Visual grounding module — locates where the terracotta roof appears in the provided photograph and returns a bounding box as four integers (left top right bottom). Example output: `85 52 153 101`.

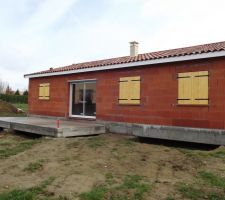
25 41 225 77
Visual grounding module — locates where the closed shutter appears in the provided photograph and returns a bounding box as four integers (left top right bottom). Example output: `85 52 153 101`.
193 71 208 105
39 84 44 100
44 84 50 100
119 78 129 104
178 72 192 104
129 76 141 104
39 83 50 100
119 76 141 105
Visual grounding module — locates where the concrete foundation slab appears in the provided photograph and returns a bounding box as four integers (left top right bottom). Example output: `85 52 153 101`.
133 124 225 145
98 120 225 145
0 117 105 137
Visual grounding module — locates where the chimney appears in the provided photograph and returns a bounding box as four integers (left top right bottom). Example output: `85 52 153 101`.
130 41 139 57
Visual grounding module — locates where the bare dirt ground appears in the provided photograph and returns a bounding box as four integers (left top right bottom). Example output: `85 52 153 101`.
0 131 225 200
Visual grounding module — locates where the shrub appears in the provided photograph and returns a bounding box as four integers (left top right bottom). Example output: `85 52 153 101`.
0 94 28 104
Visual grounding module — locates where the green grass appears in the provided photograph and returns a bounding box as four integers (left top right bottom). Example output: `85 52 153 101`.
23 159 45 173
198 171 225 188
13 103 28 113
178 184 205 200
119 138 136 147
178 184 225 200
0 102 27 117
179 148 225 159
165 196 175 200
0 112 27 117
80 174 151 200
86 136 105 149
177 171 225 200
80 186 107 200
66 140 80 149
0 139 40 159
0 177 55 200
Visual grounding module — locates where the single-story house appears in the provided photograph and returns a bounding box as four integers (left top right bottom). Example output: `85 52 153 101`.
24 41 225 144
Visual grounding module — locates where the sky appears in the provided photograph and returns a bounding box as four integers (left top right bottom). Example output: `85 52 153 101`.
0 0 225 91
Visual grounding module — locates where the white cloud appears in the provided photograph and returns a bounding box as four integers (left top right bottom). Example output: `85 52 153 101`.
0 0 225 90
140 0 225 51
24 0 77 33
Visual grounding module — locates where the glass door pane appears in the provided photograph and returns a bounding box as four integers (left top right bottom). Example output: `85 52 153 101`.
71 81 96 117
84 82 96 116
72 83 84 116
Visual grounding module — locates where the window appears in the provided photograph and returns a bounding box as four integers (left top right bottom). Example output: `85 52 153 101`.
39 83 50 100
178 71 208 105
119 76 141 105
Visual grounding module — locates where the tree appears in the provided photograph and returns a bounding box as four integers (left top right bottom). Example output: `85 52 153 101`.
5 85 14 95
23 90 28 96
0 79 7 94
15 89 20 95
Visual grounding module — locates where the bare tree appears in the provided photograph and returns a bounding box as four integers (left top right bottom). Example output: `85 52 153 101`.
5 85 14 95
0 79 7 94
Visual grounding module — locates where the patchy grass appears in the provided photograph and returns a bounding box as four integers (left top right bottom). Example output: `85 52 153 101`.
165 195 175 200
13 103 28 113
1 133 225 199
86 136 105 149
0 100 27 117
118 138 137 147
0 177 55 200
0 139 40 159
178 183 225 200
23 159 45 173
0 112 27 117
80 174 151 200
66 140 80 149
177 171 225 200
178 184 205 200
80 185 107 200
198 171 225 189
179 147 225 159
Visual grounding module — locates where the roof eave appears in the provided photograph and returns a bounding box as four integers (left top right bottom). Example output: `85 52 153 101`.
24 51 225 79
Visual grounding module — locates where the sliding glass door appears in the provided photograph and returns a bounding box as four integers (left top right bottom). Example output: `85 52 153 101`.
71 81 96 118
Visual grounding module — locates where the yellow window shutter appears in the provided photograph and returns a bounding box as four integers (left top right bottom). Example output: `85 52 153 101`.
193 71 208 105
178 72 192 104
129 76 141 104
44 84 50 100
119 78 129 104
119 76 141 105
39 83 50 100
39 84 44 99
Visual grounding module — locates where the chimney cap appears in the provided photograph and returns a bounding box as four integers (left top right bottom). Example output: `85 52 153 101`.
130 41 139 45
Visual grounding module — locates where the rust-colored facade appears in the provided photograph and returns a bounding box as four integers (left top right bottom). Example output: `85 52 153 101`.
28 57 225 129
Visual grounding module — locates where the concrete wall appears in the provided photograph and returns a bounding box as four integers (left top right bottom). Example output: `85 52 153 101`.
29 57 225 129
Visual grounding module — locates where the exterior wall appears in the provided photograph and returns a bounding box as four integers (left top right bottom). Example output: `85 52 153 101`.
28 57 225 129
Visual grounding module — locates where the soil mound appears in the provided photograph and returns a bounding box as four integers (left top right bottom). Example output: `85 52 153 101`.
0 100 18 114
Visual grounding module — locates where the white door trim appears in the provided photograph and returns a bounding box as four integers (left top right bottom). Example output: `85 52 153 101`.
69 81 96 119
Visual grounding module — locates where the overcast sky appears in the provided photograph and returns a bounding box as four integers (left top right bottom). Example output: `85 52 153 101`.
0 0 225 90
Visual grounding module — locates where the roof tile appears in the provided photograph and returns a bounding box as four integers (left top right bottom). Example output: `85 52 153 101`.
25 41 225 76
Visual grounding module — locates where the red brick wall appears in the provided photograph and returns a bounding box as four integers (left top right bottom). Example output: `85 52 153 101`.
28 57 225 129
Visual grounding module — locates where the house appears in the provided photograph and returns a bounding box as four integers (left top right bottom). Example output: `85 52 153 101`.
24 41 225 145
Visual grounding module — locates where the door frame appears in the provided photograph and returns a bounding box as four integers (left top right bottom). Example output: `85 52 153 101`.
69 79 97 119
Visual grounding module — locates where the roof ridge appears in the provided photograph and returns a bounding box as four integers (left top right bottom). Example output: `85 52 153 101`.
25 40 225 77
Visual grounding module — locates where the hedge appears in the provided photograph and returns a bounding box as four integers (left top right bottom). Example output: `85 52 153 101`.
0 94 28 104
